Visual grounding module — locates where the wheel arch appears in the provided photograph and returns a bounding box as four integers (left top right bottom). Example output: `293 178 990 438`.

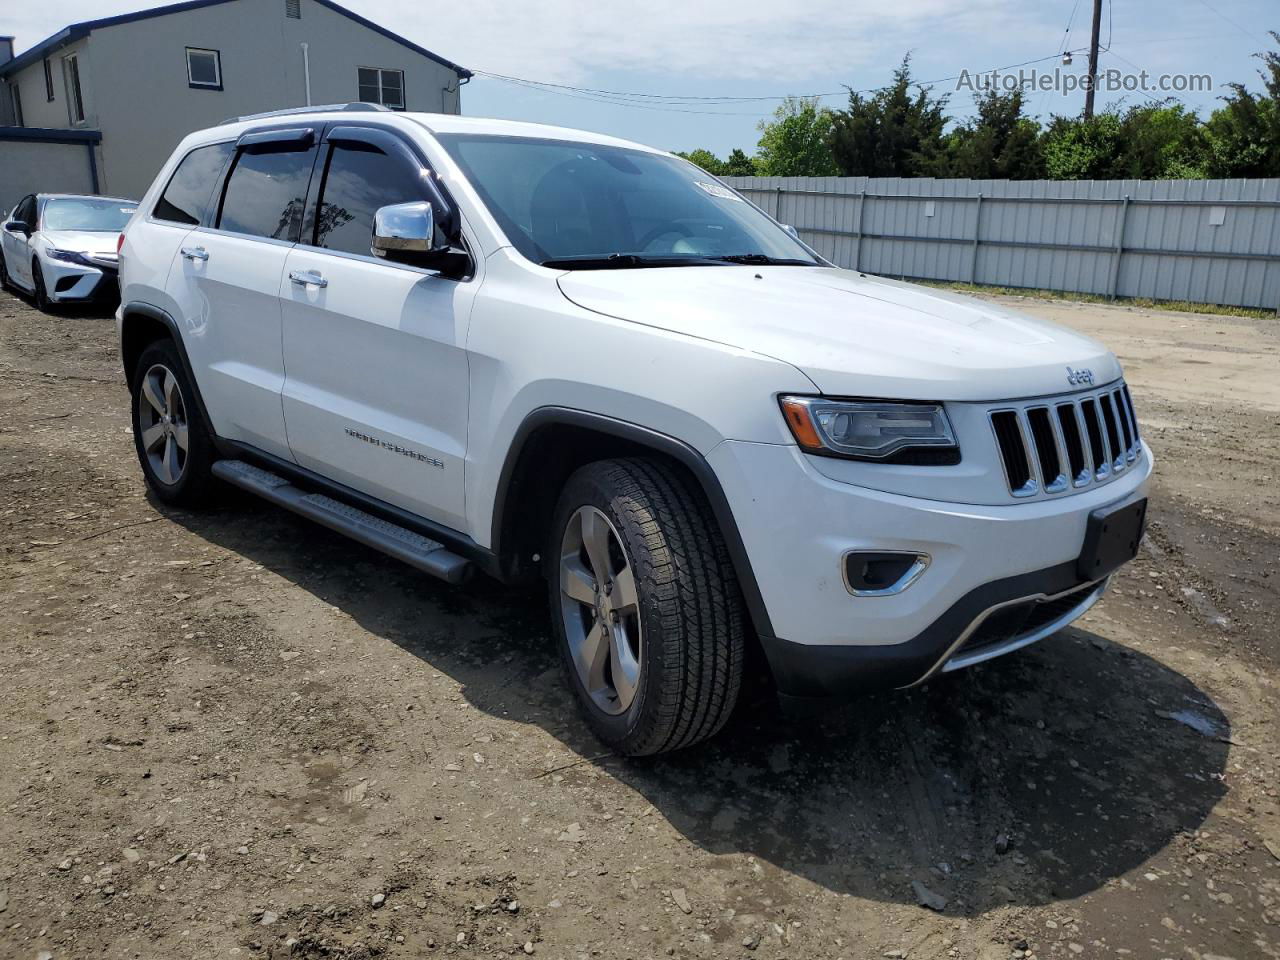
119 302 215 430
491 407 775 640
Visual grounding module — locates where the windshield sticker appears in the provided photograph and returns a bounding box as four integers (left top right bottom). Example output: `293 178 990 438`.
693 180 744 202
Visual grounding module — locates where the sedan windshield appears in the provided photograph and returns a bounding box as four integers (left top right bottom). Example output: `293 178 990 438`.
42 198 137 233
436 134 822 269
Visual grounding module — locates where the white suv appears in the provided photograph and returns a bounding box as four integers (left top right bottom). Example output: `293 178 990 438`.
116 104 1151 755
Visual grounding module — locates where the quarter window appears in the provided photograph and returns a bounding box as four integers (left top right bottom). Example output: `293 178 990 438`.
217 146 317 241
357 68 404 109
312 142 429 256
186 47 222 89
153 141 236 225
64 54 85 124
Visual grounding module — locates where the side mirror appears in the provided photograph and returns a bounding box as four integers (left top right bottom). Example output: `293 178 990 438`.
4 220 30 237
373 201 445 259
372 201 468 277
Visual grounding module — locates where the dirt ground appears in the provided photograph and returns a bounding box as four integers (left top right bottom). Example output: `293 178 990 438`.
0 287 1277 960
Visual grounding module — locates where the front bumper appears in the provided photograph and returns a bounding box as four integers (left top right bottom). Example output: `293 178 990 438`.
41 255 116 302
707 438 1152 696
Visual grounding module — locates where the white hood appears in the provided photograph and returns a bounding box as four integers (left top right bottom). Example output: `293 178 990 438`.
557 266 1121 401
42 230 119 258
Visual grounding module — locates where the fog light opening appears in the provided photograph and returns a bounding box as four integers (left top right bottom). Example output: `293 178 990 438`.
843 551 930 597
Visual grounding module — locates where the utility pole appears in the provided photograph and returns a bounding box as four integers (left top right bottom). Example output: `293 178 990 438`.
1083 0 1103 119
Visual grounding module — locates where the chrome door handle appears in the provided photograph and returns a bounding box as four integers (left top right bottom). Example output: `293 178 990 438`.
289 269 327 288
180 245 209 261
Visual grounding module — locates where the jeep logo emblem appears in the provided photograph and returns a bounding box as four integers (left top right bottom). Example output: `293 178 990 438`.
1066 366 1095 386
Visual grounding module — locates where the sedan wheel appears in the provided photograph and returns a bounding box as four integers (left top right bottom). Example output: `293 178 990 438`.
558 505 643 716
138 363 190 486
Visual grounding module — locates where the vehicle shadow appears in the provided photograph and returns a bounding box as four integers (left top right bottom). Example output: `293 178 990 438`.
172 495 1229 915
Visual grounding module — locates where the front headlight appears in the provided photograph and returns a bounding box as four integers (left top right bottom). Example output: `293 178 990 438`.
45 247 90 265
779 396 959 464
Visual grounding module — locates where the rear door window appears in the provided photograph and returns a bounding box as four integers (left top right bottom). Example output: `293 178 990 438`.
153 142 235 226
217 146 318 242
311 141 430 256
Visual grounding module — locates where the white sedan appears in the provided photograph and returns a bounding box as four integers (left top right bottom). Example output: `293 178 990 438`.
1 193 137 311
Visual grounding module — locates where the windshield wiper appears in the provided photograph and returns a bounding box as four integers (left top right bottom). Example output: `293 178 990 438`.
703 254 818 266
540 253 723 270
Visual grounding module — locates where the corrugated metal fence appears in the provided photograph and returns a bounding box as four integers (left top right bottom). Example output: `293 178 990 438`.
723 176 1280 312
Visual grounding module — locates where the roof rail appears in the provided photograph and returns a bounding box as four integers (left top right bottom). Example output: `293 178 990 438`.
219 102 390 126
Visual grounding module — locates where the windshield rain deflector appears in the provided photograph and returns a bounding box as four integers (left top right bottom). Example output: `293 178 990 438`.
435 134 824 270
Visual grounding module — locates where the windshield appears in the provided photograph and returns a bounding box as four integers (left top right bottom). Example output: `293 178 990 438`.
42 198 137 233
436 134 822 268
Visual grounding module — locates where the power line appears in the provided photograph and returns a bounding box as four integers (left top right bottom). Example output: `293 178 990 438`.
1187 0 1267 43
472 52 1084 118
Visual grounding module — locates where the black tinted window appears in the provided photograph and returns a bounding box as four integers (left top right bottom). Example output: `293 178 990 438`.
154 142 235 226
218 147 317 241
313 142 427 256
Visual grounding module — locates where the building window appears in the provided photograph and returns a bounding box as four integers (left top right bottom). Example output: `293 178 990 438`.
185 47 222 90
63 54 85 123
9 84 23 127
285 0 301 18
43 58 55 101
357 67 404 110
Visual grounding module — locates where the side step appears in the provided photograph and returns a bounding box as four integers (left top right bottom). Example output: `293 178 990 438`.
211 459 472 585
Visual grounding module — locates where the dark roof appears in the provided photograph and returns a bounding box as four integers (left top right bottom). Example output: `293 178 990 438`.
0 0 470 80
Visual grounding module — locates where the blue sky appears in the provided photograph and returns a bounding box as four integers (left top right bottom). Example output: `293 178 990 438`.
7 0 1277 156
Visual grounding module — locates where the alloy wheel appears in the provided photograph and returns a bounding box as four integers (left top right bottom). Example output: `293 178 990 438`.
558 505 643 715
138 363 190 485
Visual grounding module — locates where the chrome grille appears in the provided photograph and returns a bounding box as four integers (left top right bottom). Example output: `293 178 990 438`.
990 382 1142 498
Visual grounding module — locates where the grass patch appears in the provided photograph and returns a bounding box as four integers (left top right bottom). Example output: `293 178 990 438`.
913 279 1277 320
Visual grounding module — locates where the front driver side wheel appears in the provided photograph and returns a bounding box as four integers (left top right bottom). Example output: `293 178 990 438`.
130 340 217 507
548 458 747 756
31 260 51 312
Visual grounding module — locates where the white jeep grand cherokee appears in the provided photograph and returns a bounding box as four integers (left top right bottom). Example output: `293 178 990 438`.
117 104 1151 755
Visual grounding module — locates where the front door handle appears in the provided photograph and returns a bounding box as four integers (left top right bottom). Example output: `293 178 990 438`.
180 245 209 262
289 269 328 288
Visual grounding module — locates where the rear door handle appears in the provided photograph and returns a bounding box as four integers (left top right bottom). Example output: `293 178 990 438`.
289 269 328 288
180 246 209 262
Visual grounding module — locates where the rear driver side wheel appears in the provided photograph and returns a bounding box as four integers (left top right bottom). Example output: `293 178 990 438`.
0 251 11 292
548 458 747 756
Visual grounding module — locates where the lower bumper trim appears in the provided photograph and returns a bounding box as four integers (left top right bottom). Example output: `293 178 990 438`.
759 559 1098 698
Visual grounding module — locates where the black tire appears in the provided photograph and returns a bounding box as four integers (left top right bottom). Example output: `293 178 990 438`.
31 260 51 312
130 339 217 507
0 252 11 292
547 458 746 756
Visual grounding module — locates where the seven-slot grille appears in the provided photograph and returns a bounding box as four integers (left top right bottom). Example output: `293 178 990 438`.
990 382 1141 498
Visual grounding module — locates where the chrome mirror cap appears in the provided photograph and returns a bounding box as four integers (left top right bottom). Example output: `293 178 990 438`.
373 201 436 256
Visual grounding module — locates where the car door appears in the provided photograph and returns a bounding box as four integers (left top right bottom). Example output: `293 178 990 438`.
164 127 320 462
2 195 37 289
279 125 477 532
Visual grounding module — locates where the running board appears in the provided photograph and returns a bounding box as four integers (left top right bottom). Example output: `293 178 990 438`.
211 459 472 585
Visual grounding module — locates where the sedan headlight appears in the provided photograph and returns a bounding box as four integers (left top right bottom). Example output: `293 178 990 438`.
45 247 92 265
779 396 959 464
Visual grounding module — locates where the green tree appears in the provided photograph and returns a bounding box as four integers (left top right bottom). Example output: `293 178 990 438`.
1116 104 1208 179
828 55 949 177
1041 111 1125 179
755 97 838 176
674 148 727 175
1203 30 1280 177
721 148 757 177
932 89 1044 179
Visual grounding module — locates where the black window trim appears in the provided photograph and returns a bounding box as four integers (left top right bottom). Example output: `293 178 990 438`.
148 138 237 228
185 46 223 91
295 122 471 279
43 58 55 101
63 53 85 124
212 124 323 243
